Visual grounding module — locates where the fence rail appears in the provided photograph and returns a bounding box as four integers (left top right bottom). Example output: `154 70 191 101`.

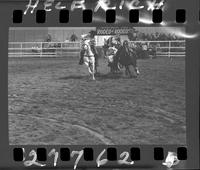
8 40 185 58
130 40 186 58
9 42 81 57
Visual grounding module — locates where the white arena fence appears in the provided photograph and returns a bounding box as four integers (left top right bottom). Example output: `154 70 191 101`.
8 40 185 58
8 42 81 57
130 40 186 58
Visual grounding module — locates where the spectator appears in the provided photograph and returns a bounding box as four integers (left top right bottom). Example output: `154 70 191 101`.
132 32 184 41
70 33 78 42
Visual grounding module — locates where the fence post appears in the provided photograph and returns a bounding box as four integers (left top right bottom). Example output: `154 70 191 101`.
40 42 43 57
168 41 171 59
20 43 23 57
61 42 63 57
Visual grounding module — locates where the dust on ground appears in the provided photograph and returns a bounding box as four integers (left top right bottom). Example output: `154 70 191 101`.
8 57 186 145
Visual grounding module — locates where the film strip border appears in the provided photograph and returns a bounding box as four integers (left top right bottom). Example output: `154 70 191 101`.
13 147 187 163
12 9 190 23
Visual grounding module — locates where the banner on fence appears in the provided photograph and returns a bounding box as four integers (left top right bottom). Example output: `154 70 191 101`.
96 27 135 35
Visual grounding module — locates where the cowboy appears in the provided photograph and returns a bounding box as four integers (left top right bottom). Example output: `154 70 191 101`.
89 30 99 69
82 43 96 80
105 37 118 68
79 34 90 65
79 32 99 67
123 40 140 75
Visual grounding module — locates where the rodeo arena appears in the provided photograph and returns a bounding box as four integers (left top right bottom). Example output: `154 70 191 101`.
8 27 186 145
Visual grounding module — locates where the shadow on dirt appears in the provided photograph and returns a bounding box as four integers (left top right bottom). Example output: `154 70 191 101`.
59 72 136 80
97 72 124 80
97 71 138 79
59 75 87 80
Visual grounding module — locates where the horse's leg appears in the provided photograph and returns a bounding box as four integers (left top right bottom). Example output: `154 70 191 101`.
92 59 95 80
125 66 129 76
128 66 132 77
134 59 140 75
135 66 140 75
94 55 99 74
87 63 95 80
84 61 92 75
95 65 98 74
126 65 132 78
110 65 113 73
114 56 120 73
95 62 98 75
88 65 93 75
114 62 119 73
117 63 122 71
131 56 139 76
131 65 137 77
111 64 115 74
112 64 115 73
108 62 113 73
88 67 92 75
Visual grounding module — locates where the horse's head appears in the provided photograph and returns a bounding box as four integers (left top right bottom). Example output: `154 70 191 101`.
89 30 96 38
123 40 129 47
102 36 119 57
82 43 90 52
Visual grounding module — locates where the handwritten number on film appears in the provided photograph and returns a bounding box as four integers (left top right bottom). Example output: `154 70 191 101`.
23 149 134 169
71 150 84 170
118 152 134 165
24 150 46 167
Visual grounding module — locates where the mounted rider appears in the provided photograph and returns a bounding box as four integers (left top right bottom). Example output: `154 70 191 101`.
89 30 99 68
122 40 140 75
79 31 99 69
105 37 118 66
79 35 96 80
103 36 123 73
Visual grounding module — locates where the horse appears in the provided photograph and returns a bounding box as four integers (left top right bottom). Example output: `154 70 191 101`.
90 42 99 74
80 43 96 80
79 36 99 75
114 40 140 78
102 37 121 73
88 31 100 74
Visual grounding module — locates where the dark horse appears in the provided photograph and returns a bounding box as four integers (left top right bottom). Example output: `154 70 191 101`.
114 40 140 77
102 37 122 73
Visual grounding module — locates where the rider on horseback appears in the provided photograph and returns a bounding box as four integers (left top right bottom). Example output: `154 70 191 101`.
105 37 118 68
123 40 140 75
89 30 99 69
80 41 96 80
79 34 90 65
79 31 99 72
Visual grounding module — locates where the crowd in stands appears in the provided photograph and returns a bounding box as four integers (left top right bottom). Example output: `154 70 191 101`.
129 32 184 41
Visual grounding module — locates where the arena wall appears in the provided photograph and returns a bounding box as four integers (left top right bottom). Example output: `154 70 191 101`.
9 27 96 42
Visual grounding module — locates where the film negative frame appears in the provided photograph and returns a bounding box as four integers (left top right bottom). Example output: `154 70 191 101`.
0 0 199 169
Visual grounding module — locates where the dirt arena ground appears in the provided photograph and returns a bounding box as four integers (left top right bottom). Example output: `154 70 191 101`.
8 56 186 145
